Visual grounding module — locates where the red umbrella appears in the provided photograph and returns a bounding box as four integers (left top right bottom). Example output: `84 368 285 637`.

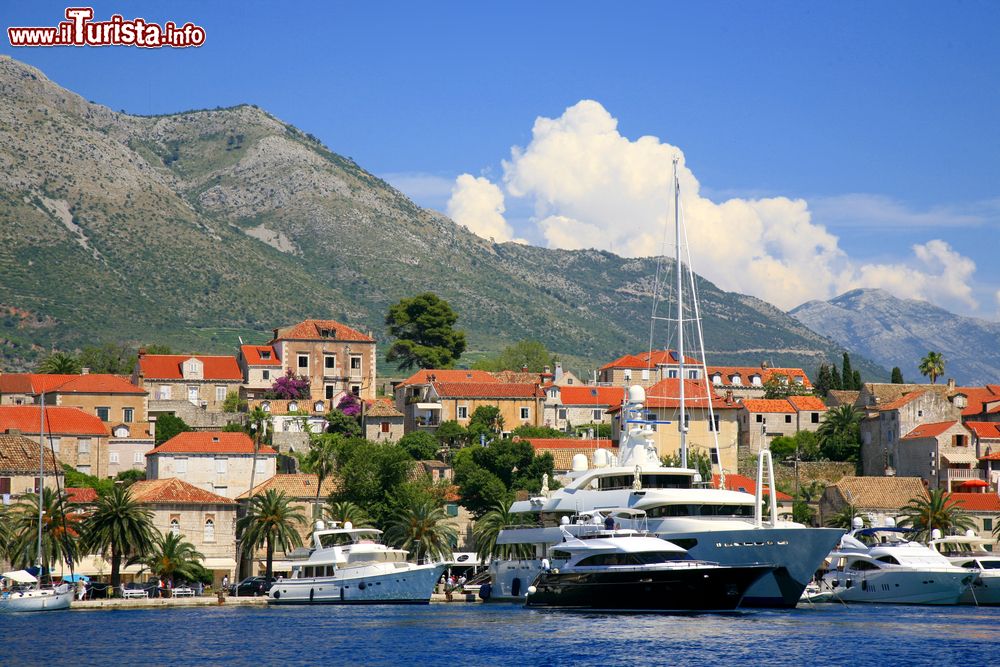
957 479 989 488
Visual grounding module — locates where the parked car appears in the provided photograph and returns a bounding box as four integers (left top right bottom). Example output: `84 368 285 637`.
229 576 275 597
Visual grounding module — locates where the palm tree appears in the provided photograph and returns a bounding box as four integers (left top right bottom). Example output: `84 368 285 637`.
238 489 306 581
324 500 372 528
384 498 457 562
7 488 81 572
824 502 867 529
0 506 11 563
137 531 205 587
919 351 946 384
817 404 863 460
37 352 81 374
303 435 339 507
897 488 976 542
245 406 271 499
472 499 532 563
83 485 156 591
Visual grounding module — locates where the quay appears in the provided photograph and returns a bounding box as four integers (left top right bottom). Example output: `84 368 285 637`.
70 593 480 610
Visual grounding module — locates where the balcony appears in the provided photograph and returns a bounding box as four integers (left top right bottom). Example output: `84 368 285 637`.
944 468 986 481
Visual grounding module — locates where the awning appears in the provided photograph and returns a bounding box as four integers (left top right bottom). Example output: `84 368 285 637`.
2 570 38 584
941 449 978 464
415 403 442 410
62 574 91 583
201 558 237 571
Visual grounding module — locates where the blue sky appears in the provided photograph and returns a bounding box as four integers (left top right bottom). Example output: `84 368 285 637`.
3 1 998 315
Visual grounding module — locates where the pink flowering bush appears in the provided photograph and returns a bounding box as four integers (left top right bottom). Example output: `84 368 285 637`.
271 370 310 400
337 393 361 416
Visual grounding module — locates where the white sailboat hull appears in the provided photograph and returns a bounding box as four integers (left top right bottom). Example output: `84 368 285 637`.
0 585 73 613
268 562 447 605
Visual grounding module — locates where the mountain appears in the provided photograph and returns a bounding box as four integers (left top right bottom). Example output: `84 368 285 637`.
0 55 885 381
789 288 1000 386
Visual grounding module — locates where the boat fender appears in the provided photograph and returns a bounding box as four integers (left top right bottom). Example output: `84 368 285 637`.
478 583 492 601
511 578 521 597
273 590 280 600
359 582 367 590
527 585 537 595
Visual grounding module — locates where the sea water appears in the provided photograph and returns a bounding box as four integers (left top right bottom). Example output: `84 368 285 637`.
3 603 999 666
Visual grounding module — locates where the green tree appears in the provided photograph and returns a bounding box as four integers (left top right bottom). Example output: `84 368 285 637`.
435 420 468 452
7 489 81 571
329 440 415 526
114 469 146 486
817 404 863 461
83 485 156 591
324 500 372 528
829 365 843 391
466 406 505 445
78 343 136 374
385 293 466 370
891 367 905 384
138 531 205 586
37 352 81 374
814 363 833 397
143 344 173 355
398 431 439 460
841 353 855 391
453 439 555 517
301 434 340 506
384 497 458 562
472 499 532 562
770 431 822 462
660 449 713 482
325 409 362 438
792 500 815 525
154 414 192 446
62 463 114 496
762 373 812 399
245 406 272 500
919 351 946 384
238 489 306 581
825 503 867 529
472 340 556 373
510 425 565 439
897 488 976 542
852 370 861 391
572 423 612 439
222 391 247 412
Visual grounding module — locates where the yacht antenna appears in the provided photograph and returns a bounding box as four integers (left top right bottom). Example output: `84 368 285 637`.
673 157 687 469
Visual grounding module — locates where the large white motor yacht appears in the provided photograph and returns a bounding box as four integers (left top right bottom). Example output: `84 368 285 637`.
488 386 843 608
820 519 974 605
268 521 448 605
930 531 1000 605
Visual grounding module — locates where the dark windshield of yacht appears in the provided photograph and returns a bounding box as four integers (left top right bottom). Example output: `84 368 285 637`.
576 551 689 566
645 504 754 518
597 474 692 490
319 533 355 548
980 560 1000 569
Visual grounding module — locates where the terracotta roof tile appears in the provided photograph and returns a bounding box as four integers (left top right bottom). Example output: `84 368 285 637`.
0 373 36 394
240 345 281 366
272 319 374 343
951 385 1000 417
236 473 338 500
130 478 235 505
877 390 927 411
556 386 626 407
65 487 99 504
712 474 793 501
968 422 1000 439
432 382 544 399
146 431 276 456
901 421 961 440
948 492 1000 512
600 350 700 371
826 390 860 407
247 398 327 415
137 355 242 381
490 370 546 384
365 399 403 418
48 374 145 394
0 433 61 475
786 395 827 411
525 438 618 471
828 476 928 510
644 379 736 410
0 406 109 436
706 366 813 388
397 369 498 387
741 399 796 414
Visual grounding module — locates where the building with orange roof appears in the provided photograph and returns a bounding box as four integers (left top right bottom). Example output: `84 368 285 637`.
133 351 244 416
0 405 109 477
597 349 703 388
417 381 546 435
146 431 277 499
269 318 376 403
130 478 237 586
0 431 62 498
737 395 829 456
891 420 978 491
705 363 812 399
947 492 1000 539
608 379 741 474
523 438 619 474
542 385 625 431
860 387 961 478
237 343 283 397
363 398 404 442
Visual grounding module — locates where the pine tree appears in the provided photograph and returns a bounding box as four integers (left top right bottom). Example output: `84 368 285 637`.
842 353 854 391
891 367 904 384
830 365 843 391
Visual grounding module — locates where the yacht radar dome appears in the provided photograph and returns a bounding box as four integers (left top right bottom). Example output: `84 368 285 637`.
572 453 589 472
851 517 864 530
344 521 353 530
884 516 896 528
314 520 326 531
593 448 611 468
931 528 942 540
628 385 646 405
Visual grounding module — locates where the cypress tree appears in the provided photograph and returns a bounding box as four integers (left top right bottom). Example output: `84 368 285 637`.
853 370 861 391
830 365 843 391
842 353 854 391
815 363 832 397
891 367 904 384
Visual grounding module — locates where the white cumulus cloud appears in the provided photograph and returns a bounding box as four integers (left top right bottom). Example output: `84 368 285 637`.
459 99 981 311
446 173 518 242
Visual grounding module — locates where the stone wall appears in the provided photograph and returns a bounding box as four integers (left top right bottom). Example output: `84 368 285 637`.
738 452 855 492
149 400 244 430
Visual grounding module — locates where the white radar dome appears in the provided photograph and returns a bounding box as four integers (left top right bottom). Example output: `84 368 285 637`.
593 449 611 468
344 521 354 530
931 528 942 540
884 516 896 528
628 385 646 404
572 453 588 472
314 520 326 531
851 517 864 529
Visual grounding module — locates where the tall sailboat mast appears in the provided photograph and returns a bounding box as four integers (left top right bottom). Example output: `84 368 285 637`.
673 157 687 469
37 393 45 571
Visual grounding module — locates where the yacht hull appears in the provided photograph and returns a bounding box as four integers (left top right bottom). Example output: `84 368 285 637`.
823 569 973 605
268 562 446 605
962 572 1000 606
490 527 842 608
0 586 73 613
525 564 773 612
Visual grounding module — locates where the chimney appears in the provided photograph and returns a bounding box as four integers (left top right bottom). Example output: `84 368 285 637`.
726 390 734 403
761 360 770 369
947 378 956 391
544 365 551 375
521 364 529 372
138 348 146 357
555 362 563 382
81 367 90 375
5 428 21 435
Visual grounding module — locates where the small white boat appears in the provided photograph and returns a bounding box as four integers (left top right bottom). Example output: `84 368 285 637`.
268 521 448 605
0 570 73 613
821 519 974 605
930 531 1000 606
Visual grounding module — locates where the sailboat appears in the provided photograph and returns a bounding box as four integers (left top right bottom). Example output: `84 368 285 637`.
0 395 73 612
488 158 844 607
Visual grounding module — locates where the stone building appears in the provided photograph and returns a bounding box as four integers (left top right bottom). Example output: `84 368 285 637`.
597 350 702 388
705 364 812 399
737 395 827 456
363 398 404 442
894 420 978 491
542 385 624 431
0 431 61 499
0 406 109 477
818 476 927 527
269 319 377 403
145 431 277 499
859 389 961 477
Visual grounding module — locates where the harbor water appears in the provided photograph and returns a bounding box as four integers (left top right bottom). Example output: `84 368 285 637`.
3 603 999 666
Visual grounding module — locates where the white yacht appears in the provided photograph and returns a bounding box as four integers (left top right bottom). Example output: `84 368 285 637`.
930 531 1000 605
820 520 974 605
0 570 73 613
524 510 774 612
267 521 448 605
489 388 843 607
